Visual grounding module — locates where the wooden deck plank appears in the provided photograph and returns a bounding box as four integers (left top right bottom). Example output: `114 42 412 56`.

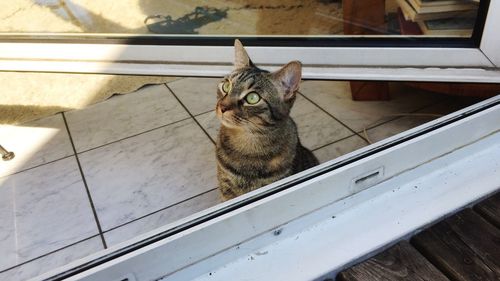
474 192 500 229
445 209 500 274
412 214 499 281
338 193 500 281
337 241 449 281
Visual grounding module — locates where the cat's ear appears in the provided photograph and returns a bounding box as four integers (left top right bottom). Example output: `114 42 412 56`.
273 61 302 101
234 39 255 69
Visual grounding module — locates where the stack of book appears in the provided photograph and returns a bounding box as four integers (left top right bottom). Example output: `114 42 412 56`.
396 0 479 35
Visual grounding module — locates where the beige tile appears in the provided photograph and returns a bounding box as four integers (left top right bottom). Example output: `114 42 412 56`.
78 119 217 231
167 78 221 115
195 111 219 142
65 84 189 152
0 237 103 281
0 157 98 271
104 190 221 246
0 114 73 177
364 98 473 144
300 81 444 132
292 95 353 150
364 116 431 144
416 97 478 115
313 136 368 164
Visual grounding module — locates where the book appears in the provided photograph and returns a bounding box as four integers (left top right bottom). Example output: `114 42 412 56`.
397 0 477 21
416 0 476 6
408 0 478 13
417 16 475 35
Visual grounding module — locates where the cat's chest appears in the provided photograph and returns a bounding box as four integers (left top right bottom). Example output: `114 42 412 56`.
216 126 298 175
217 141 295 172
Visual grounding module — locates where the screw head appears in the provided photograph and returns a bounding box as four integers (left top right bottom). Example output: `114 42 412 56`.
2 151 15 161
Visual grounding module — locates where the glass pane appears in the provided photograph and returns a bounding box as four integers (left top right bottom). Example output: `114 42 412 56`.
1 0 483 38
1 64 496 279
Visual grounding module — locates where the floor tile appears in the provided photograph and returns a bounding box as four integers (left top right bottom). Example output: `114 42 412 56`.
313 136 368 164
364 98 473 144
195 95 353 150
417 97 478 115
292 95 353 150
365 115 435 144
0 157 99 271
104 190 221 246
0 114 73 177
300 81 444 132
65 84 189 152
79 119 217 231
0 236 103 281
167 78 220 115
195 111 218 143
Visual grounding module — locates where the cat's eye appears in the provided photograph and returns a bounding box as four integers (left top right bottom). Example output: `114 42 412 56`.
221 80 231 94
245 92 261 105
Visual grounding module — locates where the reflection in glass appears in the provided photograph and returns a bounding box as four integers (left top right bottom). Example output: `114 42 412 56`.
1 0 480 37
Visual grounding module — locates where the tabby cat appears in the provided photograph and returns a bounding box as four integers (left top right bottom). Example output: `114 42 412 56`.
216 39 319 200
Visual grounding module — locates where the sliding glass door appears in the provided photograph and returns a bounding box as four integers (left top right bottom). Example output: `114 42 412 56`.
1 2 499 280
1 0 499 81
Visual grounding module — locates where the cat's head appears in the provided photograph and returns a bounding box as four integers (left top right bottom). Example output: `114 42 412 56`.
216 39 301 132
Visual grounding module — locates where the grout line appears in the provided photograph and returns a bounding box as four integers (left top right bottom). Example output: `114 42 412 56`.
48 78 195 155
165 84 216 145
165 77 186 84
65 82 213 154
0 155 74 179
312 133 363 152
62 113 108 249
357 97 452 134
102 187 218 233
77 116 193 154
298 91 370 143
1 110 212 178
0 235 100 274
194 108 216 117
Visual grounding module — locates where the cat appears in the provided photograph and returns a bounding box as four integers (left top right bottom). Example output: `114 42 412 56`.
215 39 319 201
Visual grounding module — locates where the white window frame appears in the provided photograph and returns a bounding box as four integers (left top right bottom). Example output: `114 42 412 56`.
35 96 500 281
1 2 500 82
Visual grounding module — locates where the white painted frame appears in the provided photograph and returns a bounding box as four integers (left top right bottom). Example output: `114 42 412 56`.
480 0 500 66
1 3 500 82
34 96 500 281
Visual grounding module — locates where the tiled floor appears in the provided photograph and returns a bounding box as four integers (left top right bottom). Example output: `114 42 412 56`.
0 78 473 280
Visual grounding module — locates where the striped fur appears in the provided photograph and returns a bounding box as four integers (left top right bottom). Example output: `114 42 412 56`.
216 40 319 201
